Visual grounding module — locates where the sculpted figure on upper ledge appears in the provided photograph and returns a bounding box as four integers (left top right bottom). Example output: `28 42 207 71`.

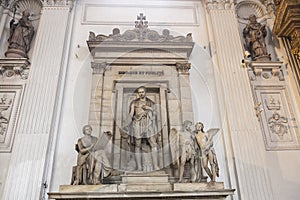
194 122 219 183
72 125 112 185
126 86 160 171
5 10 34 58
243 14 271 61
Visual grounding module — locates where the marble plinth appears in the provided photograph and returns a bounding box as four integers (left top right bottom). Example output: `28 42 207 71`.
48 186 234 200
174 182 224 191
48 180 234 199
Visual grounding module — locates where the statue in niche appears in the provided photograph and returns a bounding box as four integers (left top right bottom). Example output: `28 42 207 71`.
5 10 34 58
124 86 160 171
170 120 197 183
72 125 112 185
243 14 270 61
194 122 219 183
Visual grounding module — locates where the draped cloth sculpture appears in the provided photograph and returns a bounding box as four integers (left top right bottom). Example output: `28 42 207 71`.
243 14 270 61
72 125 112 185
5 10 34 58
127 86 160 171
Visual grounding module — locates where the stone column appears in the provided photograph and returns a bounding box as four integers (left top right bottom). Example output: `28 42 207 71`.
176 62 193 124
89 62 106 134
2 1 74 199
205 0 273 199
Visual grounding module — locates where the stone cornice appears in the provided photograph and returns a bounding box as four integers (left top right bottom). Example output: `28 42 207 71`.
273 0 300 59
41 0 74 10
206 0 234 10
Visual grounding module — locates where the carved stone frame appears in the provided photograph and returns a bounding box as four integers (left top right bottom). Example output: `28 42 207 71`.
0 85 24 152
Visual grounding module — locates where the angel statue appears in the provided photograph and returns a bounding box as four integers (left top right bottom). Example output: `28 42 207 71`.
194 122 219 183
170 120 196 183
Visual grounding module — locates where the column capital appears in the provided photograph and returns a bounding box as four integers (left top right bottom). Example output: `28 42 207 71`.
176 62 191 74
205 0 234 10
91 62 107 74
42 0 74 11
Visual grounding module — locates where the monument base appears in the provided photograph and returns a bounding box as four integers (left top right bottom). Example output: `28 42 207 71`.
48 172 234 200
48 185 234 199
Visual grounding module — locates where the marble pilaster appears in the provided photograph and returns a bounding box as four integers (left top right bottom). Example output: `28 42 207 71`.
176 62 194 123
205 1 273 199
2 1 74 199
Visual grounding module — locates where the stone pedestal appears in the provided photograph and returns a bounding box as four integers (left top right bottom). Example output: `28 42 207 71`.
0 58 30 79
48 181 234 200
49 171 234 199
119 171 172 192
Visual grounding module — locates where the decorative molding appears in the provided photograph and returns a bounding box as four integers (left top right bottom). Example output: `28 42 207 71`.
41 0 74 10
253 85 300 150
0 85 23 152
87 14 194 61
246 60 300 150
235 1 266 21
248 61 284 81
88 13 192 43
206 0 234 10
0 58 30 79
273 0 300 59
91 62 107 75
9 0 42 16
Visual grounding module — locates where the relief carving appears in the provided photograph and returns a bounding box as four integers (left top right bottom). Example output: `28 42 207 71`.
206 0 234 10
88 14 192 43
253 86 300 150
268 112 288 140
265 96 280 110
0 58 30 79
0 93 13 136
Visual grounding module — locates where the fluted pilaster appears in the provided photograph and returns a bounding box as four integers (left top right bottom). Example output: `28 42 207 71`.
206 2 274 199
2 2 73 199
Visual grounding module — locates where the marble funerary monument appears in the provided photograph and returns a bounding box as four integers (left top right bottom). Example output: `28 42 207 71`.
48 14 234 199
1 1 300 200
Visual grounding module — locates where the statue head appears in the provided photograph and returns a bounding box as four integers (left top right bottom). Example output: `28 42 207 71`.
82 125 92 135
137 86 146 99
249 14 257 23
22 10 30 18
195 122 204 132
183 120 192 131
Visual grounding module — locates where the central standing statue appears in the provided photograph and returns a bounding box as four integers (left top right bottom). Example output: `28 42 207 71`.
128 86 159 171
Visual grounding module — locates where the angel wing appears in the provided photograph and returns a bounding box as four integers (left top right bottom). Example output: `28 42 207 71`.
206 128 220 146
207 128 220 136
